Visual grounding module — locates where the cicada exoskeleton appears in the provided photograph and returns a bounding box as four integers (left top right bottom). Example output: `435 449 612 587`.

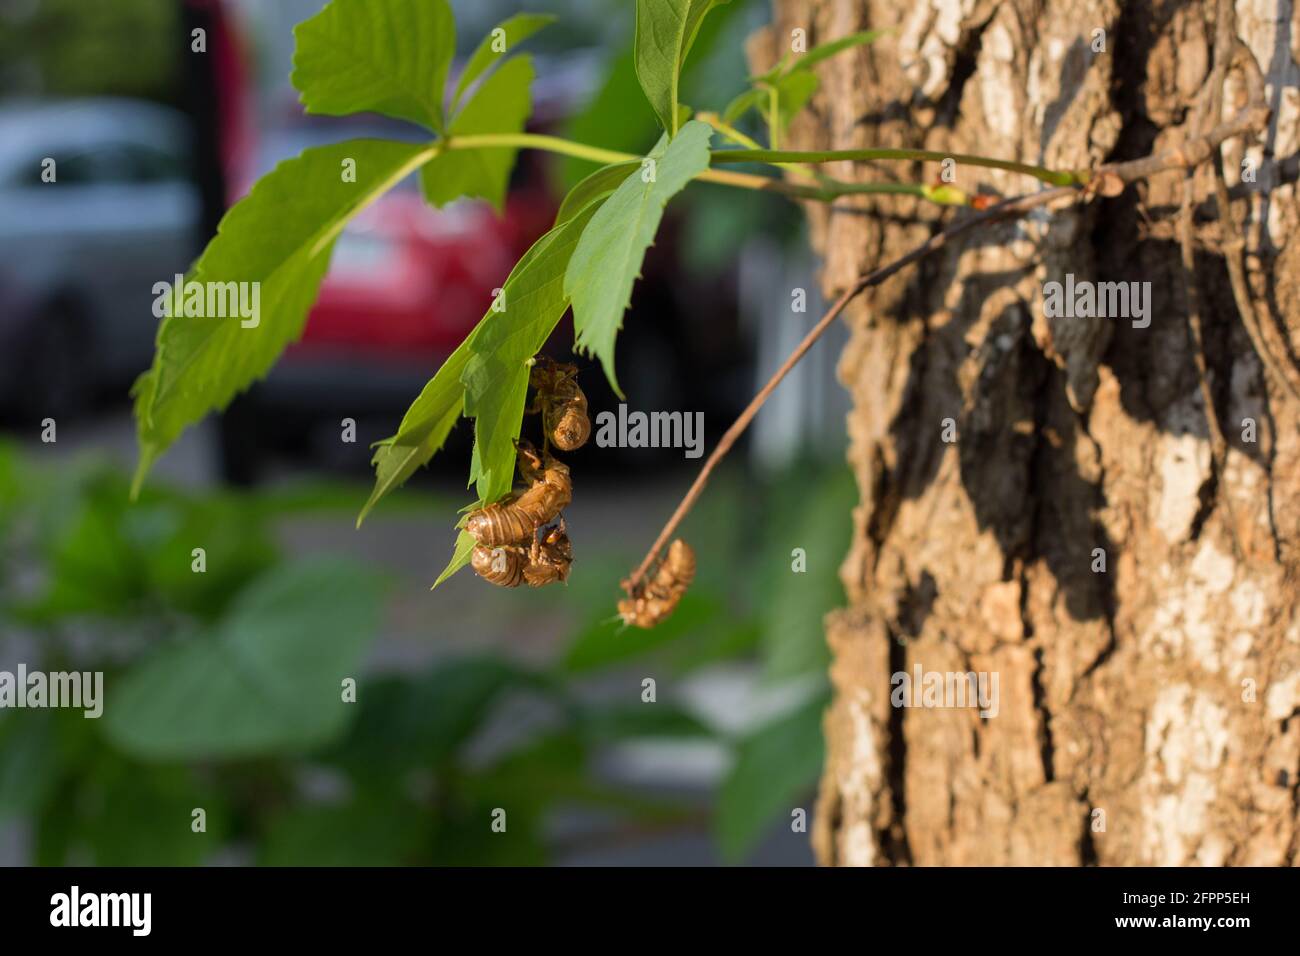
465 443 572 547
618 539 695 628
529 356 590 452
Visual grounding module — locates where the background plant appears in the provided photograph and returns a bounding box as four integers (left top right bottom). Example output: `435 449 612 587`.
1 440 851 863
129 0 1067 590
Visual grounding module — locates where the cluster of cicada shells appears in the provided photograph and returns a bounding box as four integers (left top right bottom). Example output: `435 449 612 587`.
465 357 587 589
465 356 695 628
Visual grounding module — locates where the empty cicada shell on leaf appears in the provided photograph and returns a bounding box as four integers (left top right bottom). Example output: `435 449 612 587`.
529 356 590 452
471 522 573 589
465 372 583 592
464 444 572 547
523 521 574 587
472 544 527 588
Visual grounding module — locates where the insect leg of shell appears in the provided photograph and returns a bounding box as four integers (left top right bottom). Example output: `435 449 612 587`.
514 438 545 482
523 519 573 587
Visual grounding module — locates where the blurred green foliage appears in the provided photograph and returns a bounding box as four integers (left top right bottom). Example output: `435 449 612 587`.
0 439 851 864
553 0 803 277
0 0 178 103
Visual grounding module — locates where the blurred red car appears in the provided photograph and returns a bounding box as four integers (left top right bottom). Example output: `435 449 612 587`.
217 120 557 482
296 148 554 358
215 64 747 483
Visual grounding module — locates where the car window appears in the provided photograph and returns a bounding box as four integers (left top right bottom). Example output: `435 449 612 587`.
117 143 187 182
15 142 185 186
11 147 120 186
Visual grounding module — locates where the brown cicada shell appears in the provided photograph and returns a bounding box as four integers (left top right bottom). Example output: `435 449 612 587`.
471 523 572 589
618 539 695 628
529 356 590 452
465 444 572 546
471 544 526 588
523 521 574 587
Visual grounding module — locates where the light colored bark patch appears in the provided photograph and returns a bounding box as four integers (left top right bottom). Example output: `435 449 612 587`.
838 692 882 866
1151 428 1212 544
1143 686 1230 865
1265 671 1300 720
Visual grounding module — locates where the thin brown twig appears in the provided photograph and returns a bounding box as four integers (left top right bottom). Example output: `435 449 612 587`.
623 76 1273 595
623 187 1074 593
1173 0 1236 555
1179 168 1240 557
1210 34 1300 406
1179 172 1226 458
1212 158 1300 405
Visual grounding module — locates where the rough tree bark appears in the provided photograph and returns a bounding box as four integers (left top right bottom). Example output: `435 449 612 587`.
756 0 1300 865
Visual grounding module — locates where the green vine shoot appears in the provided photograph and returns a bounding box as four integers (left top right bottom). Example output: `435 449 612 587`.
129 0 1083 610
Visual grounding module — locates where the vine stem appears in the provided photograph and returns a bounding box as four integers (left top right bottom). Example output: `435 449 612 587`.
695 111 766 152
710 147 1085 187
450 133 992 205
623 79 1272 594
696 111 919 196
449 129 1080 195
450 132 633 165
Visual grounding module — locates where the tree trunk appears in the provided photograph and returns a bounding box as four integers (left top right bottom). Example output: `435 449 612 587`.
758 0 1300 865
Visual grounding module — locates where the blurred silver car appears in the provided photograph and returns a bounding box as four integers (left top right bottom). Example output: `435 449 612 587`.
0 98 198 418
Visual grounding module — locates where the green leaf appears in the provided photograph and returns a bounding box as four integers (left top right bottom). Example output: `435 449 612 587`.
716 693 826 862
357 333 474 527
462 348 530 504
291 0 456 132
555 161 639 226
0 439 24 530
104 558 383 759
361 193 608 532
24 469 277 623
439 733 591 865
357 402 461 527
0 712 63 821
566 119 712 395
789 29 885 74
430 797 548 865
771 71 819 133
753 29 884 84
433 529 476 589
132 139 434 495
758 464 855 680
327 657 548 774
262 795 432 865
452 12 554 111
722 86 763 123
361 195 608 538
578 702 711 742
59 761 226 866
556 0 741 190
734 29 884 137
555 47 657 191
422 55 534 213
462 196 605 503
464 732 589 805
634 0 732 134
562 591 723 673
